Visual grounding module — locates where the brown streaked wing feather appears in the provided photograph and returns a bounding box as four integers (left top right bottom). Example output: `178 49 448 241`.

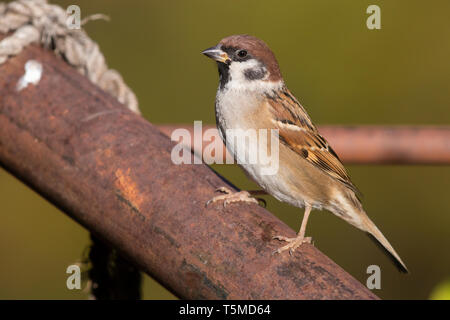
266 88 361 195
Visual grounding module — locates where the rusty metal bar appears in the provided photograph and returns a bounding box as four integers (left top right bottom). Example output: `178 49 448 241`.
0 41 378 300
158 125 450 165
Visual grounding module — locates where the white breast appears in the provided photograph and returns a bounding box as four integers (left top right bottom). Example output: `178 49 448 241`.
214 81 306 208
215 79 283 133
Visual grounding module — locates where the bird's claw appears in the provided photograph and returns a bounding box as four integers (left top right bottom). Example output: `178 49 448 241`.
205 187 259 207
272 235 313 255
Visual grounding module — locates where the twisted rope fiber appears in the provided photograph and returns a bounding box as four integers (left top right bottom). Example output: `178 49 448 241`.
0 0 143 299
0 0 140 114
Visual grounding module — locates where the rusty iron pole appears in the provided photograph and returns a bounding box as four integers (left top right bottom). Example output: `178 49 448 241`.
0 41 378 299
158 125 450 165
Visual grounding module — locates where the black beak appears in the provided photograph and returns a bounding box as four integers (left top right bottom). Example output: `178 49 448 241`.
202 45 230 64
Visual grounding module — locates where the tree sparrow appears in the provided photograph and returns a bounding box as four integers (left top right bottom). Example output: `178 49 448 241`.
202 35 408 273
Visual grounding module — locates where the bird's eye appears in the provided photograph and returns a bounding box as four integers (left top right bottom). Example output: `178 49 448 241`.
237 50 247 58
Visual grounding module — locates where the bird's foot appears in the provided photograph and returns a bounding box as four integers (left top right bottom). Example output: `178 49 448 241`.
272 235 312 256
206 187 259 207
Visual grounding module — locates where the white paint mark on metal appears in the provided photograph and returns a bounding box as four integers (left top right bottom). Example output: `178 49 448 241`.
16 60 43 91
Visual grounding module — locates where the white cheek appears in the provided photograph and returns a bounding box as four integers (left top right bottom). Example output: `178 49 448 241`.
229 60 260 82
223 60 283 93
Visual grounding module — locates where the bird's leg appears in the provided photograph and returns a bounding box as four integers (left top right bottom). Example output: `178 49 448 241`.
273 205 313 255
206 187 263 207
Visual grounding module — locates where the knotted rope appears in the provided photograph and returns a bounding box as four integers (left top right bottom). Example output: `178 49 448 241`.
0 0 140 114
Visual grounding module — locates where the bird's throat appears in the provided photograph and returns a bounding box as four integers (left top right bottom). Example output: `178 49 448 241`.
217 62 230 90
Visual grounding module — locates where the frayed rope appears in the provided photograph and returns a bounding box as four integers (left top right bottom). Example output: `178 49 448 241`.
0 0 140 114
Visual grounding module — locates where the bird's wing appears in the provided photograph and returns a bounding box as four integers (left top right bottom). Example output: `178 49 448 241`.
265 87 361 196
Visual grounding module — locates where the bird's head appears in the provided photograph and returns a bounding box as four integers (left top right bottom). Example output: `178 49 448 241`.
202 35 283 90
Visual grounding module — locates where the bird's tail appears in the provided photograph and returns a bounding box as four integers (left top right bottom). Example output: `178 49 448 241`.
358 212 409 273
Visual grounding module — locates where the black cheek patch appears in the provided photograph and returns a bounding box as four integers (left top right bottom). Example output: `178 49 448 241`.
244 67 266 80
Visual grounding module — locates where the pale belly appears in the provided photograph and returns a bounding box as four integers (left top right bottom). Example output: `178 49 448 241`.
215 89 325 210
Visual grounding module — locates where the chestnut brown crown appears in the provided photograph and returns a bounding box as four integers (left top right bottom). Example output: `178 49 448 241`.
219 35 283 81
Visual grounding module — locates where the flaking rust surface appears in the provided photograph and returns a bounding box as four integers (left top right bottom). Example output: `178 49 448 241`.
0 37 378 300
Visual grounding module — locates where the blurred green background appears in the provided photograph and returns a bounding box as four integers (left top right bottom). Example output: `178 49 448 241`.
1 0 449 300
